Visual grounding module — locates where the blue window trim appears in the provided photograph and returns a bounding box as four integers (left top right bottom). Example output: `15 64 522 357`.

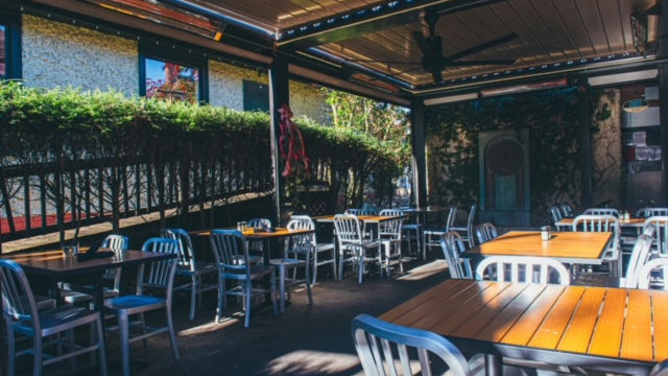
0 11 22 79
138 43 209 103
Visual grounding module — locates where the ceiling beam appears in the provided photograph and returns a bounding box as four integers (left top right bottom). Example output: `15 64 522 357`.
276 0 508 50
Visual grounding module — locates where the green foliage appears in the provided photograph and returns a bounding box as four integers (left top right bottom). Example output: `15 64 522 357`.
0 81 401 226
425 88 584 225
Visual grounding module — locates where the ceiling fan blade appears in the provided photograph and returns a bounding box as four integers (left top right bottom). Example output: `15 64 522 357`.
446 59 516 66
412 31 434 58
446 33 518 61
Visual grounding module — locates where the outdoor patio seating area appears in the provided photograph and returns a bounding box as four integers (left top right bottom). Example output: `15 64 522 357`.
4 0 668 375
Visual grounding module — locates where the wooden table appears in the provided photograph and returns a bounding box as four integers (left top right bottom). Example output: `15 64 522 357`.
466 231 612 265
313 214 404 224
380 279 665 375
191 227 314 264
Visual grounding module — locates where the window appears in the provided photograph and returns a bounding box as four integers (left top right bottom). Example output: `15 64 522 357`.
139 46 208 103
243 80 269 112
0 12 22 79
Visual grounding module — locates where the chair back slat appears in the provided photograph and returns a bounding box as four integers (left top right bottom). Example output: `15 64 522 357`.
440 232 471 279
285 216 316 257
643 216 668 256
561 203 573 217
210 230 250 274
247 218 272 251
551 206 563 224
583 208 619 217
334 214 363 245
161 228 196 269
352 314 470 376
637 208 668 218
445 207 457 232
572 214 620 254
102 234 129 252
623 233 655 288
140 238 179 289
475 256 570 285
0 260 40 326
475 223 498 244
379 209 403 240
345 208 377 216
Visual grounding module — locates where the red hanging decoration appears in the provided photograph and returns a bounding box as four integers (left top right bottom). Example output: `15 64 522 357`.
278 104 310 177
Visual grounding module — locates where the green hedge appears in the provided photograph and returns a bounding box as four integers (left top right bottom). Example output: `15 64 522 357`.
0 81 401 229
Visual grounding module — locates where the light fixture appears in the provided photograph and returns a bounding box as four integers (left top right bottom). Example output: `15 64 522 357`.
213 22 227 42
587 69 658 87
480 78 568 98
622 98 650 113
423 92 478 106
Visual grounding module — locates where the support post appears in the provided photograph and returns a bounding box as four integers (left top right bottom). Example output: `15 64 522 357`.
659 0 668 205
269 56 289 225
410 100 427 208
578 85 593 208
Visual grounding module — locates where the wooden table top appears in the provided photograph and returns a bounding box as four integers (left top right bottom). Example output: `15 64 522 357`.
314 214 404 223
466 231 611 263
557 217 646 228
380 279 666 372
1 249 173 278
190 227 313 239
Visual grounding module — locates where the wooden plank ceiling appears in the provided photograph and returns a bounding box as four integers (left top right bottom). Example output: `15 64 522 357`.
75 0 658 89
317 0 656 86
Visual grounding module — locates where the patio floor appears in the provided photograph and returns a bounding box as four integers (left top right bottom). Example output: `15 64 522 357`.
56 259 451 376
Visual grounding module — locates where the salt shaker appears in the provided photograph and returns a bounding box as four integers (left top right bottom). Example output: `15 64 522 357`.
541 226 551 241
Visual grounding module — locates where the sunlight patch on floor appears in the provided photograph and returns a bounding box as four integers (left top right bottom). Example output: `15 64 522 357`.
262 350 362 375
178 316 240 336
397 260 448 281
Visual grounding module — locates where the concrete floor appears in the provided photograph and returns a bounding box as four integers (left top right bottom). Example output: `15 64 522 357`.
51 258 451 376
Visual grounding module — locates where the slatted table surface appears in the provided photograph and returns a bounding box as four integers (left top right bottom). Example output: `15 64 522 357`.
190 227 313 240
380 279 664 375
465 231 611 265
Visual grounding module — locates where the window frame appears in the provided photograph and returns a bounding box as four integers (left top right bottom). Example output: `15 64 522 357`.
242 79 269 112
0 11 23 79
138 44 209 103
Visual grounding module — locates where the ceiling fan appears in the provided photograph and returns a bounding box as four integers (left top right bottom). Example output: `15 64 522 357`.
409 10 518 83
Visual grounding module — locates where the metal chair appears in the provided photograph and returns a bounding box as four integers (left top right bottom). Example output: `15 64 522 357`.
424 206 457 259
378 209 404 277
246 218 273 260
450 202 477 248
583 208 619 217
286 215 336 284
351 314 470 376
551 206 565 230
209 230 277 327
161 228 217 320
397 210 424 260
334 214 381 283
474 222 498 245
560 203 574 217
572 214 621 277
651 358 668 376
475 256 570 285
104 238 180 376
345 208 377 216
636 208 668 217
270 218 313 313
643 216 668 256
1 260 108 376
61 234 128 305
638 257 668 290
440 232 472 279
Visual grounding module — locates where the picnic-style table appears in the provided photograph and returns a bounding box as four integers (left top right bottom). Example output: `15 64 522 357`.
465 231 612 266
380 279 665 376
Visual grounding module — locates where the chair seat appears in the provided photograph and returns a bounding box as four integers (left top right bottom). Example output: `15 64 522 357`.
222 265 274 280
316 243 335 252
402 224 423 230
105 295 166 314
270 258 305 267
32 295 56 311
177 261 217 276
572 273 620 287
61 285 118 304
14 305 99 337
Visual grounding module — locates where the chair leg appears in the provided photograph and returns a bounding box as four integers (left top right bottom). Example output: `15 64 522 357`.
244 279 252 328
305 252 313 306
7 321 16 376
95 316 109 376
312 251 319 285
338 252 345 281
139 313 149 354
66 329 77 371
33 335 42 376
270 268 278 316
279 265 286 314
358 256 365 284
189 274 197 321
166 307 180 361
216 276 225 323
119 311 131 376
331 250 337 282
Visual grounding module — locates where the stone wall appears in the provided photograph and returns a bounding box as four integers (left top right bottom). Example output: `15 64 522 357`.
591 89 623 207
22 15 139 96
20 14 331 124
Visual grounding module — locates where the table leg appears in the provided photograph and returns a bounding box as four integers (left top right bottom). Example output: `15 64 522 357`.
93 274 107 345
485 354 503 376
